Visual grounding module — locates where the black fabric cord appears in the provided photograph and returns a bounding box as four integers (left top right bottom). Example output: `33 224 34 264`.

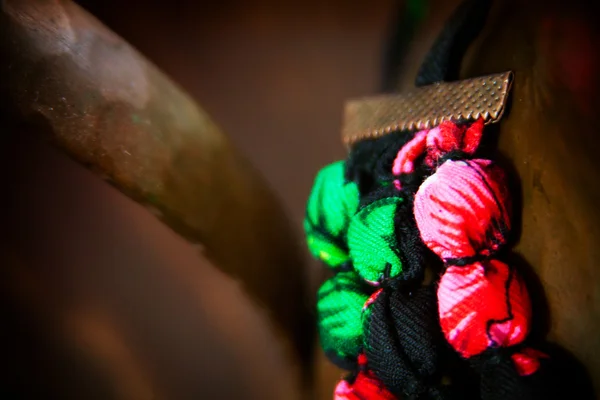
415 0 493 86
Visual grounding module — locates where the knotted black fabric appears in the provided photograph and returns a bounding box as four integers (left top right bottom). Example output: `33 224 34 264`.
469 348 568 400
345 131 414 197
365 285 450 399
474 353 533 400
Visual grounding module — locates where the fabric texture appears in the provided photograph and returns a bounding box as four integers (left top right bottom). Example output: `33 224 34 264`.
305 160 360 268
305 117 559 399
412 153 535 367
363 285 449 399
413 158 510 262
317 270 372 365
405 120 552 399
303 0 563 391
347 197 405 284
437 261 531 358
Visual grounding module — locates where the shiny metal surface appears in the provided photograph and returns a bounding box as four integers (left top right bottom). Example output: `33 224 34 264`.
343 71 512 144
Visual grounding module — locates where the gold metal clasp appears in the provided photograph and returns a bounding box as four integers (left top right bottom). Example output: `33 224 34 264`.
342 71 513 145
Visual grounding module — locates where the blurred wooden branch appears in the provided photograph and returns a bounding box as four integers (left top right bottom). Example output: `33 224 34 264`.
0 0 310 367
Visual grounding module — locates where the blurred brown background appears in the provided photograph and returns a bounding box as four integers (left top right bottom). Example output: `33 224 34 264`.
1 0 400 398
4 0 600 398
77 0 396 232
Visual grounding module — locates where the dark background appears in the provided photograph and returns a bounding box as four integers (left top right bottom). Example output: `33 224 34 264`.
1 0 401 398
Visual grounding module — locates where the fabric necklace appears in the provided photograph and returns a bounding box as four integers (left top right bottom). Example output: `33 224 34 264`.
304 1 570 399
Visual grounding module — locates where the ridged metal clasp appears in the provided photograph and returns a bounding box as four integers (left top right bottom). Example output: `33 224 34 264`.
342 71 513 145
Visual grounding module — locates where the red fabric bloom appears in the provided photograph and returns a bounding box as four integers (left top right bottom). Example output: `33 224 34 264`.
425 118 484 166
414 159 511 261
392 118 485 177
414 155 541 375
334 354 397 400
334 372 397 400
512 347 549 376
437 260 531 358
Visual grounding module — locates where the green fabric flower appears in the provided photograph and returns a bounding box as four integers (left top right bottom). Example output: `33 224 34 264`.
347 197 404 283
317 270 370 362
304 161 359 268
